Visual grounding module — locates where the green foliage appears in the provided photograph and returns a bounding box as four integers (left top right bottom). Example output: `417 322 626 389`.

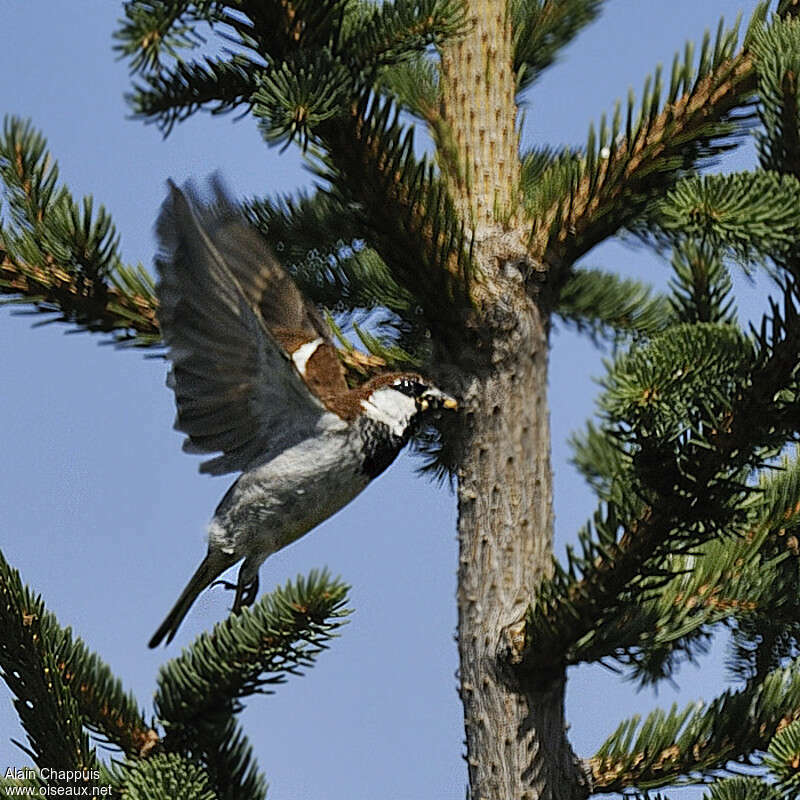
117 0 474 357
116 754 217 800
114 1 220 75
253 50 353 149
703 778 782 800
723 454 800 685
0 116 159 346
569 419 629 502
342 0 468 70
668 242 737 325
1 118 120 283
0 548 96 773
764 719 800 795
155 570 349 725
528 267 800 686
316 93 475 343
0 546 350 799
120 0 467 143
602 322 751 439
752 16 800 175
129 55 262 136
9 1 800 796
153 571 348 798
520 144 582 223
554 267 671 344
648 172 800 267
529 8 768 270
593 657 800 792
376 54 440 121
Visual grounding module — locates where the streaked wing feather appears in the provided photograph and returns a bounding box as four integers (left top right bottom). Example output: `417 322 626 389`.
155 181 325 476
205 176 334 339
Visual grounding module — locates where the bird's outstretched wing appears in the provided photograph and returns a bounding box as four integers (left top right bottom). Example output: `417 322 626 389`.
155 180 342 475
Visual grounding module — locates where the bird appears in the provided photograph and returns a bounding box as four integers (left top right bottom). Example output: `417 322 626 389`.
148 178 457 647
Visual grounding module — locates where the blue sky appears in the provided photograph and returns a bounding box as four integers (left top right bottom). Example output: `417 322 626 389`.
0 2 771 798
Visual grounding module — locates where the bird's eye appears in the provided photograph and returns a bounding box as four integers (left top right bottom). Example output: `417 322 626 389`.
393 377 426 397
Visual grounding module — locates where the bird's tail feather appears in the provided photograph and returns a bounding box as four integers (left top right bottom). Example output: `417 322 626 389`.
149 551 236 648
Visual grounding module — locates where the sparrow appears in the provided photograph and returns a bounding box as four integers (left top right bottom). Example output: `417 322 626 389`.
148 179 457 647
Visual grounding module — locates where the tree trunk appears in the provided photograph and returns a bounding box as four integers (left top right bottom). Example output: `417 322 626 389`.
453 269 589 799
440 0 519 226
440 4 591 796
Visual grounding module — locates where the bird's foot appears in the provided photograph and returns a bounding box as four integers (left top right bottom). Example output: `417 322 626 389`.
211 579 238 592
210 575 259 613
233 575 259 613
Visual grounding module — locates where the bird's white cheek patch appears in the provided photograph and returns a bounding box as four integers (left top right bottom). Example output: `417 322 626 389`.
360 393 416 438
291 338 324 375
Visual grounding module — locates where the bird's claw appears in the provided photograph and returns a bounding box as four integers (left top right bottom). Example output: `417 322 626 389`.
210 577 258 613
211 579 238 592
233 575 259 613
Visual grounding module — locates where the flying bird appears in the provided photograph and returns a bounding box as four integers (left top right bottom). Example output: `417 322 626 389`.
149 180 457 647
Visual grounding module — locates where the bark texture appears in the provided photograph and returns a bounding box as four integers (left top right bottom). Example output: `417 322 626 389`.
440 0 520 226
453 266 588 799
440 3 590 797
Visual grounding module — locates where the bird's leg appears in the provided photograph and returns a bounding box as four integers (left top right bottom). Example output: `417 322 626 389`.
210 566 259 613
210 576 259 612
233 573 259 612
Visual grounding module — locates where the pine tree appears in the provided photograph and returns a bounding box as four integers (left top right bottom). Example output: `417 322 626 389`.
5 1 800 798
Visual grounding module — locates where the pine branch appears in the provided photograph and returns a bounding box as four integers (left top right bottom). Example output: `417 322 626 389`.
115 1 346 76
554 267 671 344
703 777 782 800
0 548 156 761
105 754 216 800
572 511 800 686
128 55 262 135
315 95 474 347
764 719 800 796
244 186 417 318
0 549 93 772
642 171 800 267
569 419 630 501
668 241 738 325
198 717 268 800
152 572 347 798
0 117 160 346
726 453 800 683
753 15 800 177
0 249 160 346
118 0 348 136
163 715 267 800
121 0 466 141
376 53 440 122
342 0 468 71
118 1 474 348
57 636 158 758
155 571 349 727
114 0 215 75
590 658 800 792
528 7 771 274
512 0 604 92
522 282 800 678
1 119 406 378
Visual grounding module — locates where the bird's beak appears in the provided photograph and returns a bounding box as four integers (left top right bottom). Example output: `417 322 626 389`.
421 388 458 411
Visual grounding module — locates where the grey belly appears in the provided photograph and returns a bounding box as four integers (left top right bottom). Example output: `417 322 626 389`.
210 435 369 558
